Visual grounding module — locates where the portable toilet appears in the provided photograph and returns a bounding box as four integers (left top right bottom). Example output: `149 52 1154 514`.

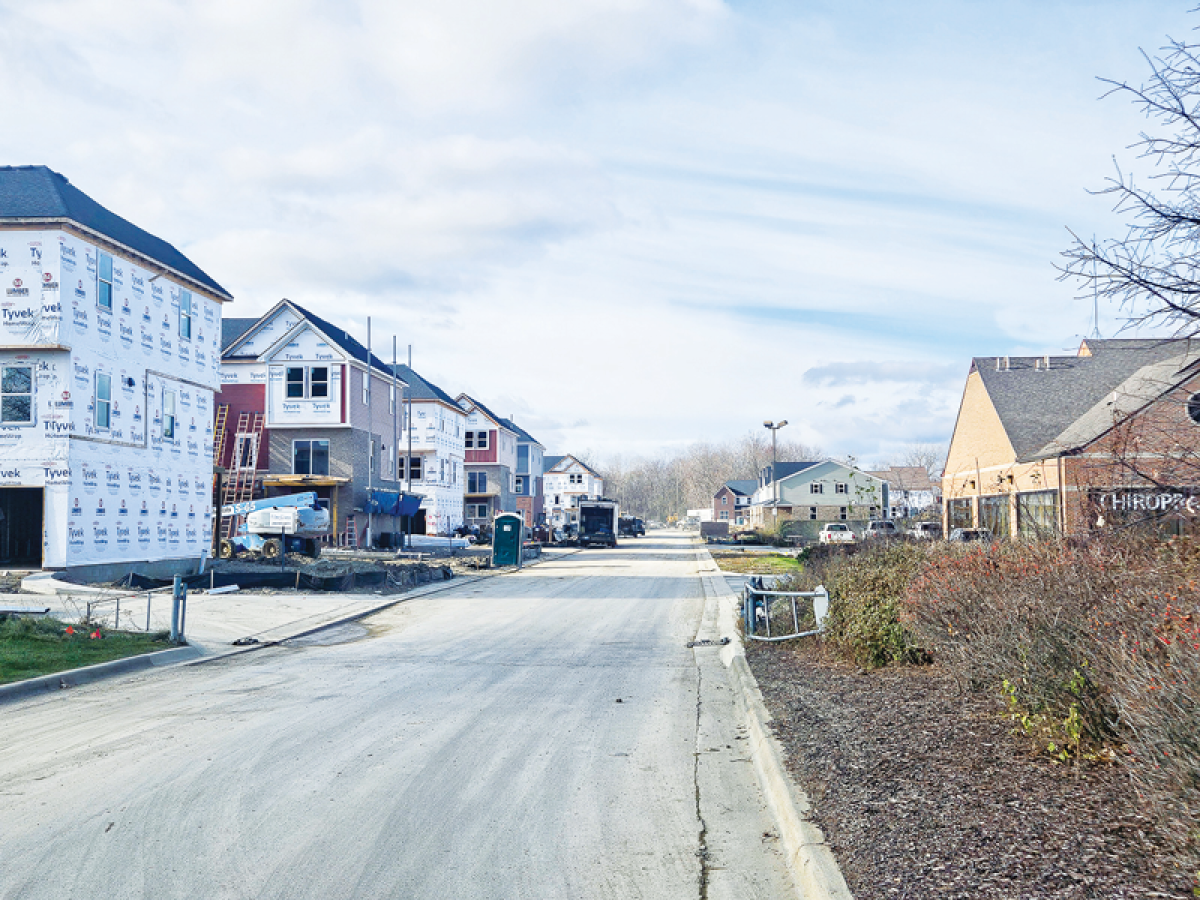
491 513 525 568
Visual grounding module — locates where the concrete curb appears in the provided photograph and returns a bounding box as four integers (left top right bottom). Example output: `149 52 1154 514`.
696 542 855 900
0 645 202 705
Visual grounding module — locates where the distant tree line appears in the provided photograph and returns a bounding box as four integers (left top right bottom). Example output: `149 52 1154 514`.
587 436 945 522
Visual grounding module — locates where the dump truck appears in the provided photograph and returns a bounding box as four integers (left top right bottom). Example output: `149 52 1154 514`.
219 492 331 559
577 497 620 548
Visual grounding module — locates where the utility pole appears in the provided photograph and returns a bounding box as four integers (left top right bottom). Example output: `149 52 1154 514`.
366 317 372 549
392 335 399 550
764 420 788 529
406 344 413 548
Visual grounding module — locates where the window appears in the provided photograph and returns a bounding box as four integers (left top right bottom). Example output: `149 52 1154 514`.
468 472 487 493
1 365 33 424
1188 392 1200 425
721 496 728 506
466 503 489 519
1018 490 1058 537
286 366 329 399
515 476 525 494
465 430 490 450
286 367 305 399
979 495 1011 538
409 456 422 481
719 511 728 520
809 507 817 520
569 473 583 485
554 494 560 505
810 483 824 494
948 498 973 530
162 389 175 440
835 482 848 494
96 372 112 430
292 439 330 476
178 290 192 340
98 252 113 312
839 507 847 520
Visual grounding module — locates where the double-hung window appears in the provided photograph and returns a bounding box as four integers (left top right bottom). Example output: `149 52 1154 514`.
286 366 329 399
98 252 113 313
95 372 112 430
810 483 824 494
178 290 192 340
835 482 848 495
515 476 525 494
466 430 489 450
409 456 423 481
162 389 176 439
293 439 330 476
1 365 33 424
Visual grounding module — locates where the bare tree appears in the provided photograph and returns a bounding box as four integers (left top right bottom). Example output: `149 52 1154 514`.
902 443 946 479
1061 30 1200 331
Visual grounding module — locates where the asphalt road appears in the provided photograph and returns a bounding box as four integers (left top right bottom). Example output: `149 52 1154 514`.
0 531 794 899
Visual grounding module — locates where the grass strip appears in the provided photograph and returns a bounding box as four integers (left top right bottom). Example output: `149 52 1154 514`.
0 615 171 685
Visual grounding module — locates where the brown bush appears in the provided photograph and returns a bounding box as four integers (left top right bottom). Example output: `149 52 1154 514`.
902 534 1200 867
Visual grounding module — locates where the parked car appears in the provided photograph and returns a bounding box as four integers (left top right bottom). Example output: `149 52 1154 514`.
819 523 856 544
908 522 943 540
863 520 899 539
948 527 993 542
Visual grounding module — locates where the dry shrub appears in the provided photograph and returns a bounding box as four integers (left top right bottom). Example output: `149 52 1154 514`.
904 533 1200 865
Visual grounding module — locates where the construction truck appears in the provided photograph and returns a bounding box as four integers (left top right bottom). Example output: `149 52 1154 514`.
219 492 330 560
577 497 620 548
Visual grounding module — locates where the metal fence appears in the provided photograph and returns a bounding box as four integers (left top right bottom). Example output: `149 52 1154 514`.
742 578 829 642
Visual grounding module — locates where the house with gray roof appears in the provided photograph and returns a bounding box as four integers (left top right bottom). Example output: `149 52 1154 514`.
943 338 1200 538
0 165 230 577
712 479 757 527
456 393 520 527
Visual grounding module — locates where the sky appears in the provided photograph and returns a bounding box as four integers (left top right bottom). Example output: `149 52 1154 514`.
0 0 1193 465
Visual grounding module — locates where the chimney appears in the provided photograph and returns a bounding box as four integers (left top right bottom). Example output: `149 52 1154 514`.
1044 354 1051 370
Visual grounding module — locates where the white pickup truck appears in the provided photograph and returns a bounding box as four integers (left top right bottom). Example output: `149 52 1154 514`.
818 523 856 544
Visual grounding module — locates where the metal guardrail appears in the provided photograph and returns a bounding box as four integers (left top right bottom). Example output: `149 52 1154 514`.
742 578 829 642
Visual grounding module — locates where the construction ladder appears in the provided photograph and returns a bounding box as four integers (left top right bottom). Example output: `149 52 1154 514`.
342 515 358 549
220 412 265 539
212 403 229 467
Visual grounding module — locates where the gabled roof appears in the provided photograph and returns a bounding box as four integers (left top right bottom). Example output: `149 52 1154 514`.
545 454 600 477
763 461 821 482
221 298 397 377
221 317 257 351
390 364 460 406
972 338 1200 462
0 165 232 300
721 479 758 496
866 466 936 492
456 394 517 434
500 417 542 447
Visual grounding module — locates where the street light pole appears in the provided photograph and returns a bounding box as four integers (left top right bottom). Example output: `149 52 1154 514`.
763 419 788 529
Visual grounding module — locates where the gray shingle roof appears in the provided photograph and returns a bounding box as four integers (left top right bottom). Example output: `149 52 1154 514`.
390 364 458 406
723 480 758 496
222 299 399 379
221 317 257 351
974 339 1200 462
764 461 821 482
0 165 232 300
457 394 517 434
500 417 542 447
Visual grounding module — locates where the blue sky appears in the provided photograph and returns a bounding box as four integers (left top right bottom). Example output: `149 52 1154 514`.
0 0 1190 464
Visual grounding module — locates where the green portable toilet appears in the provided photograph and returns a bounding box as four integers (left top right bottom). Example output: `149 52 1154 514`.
491 513 525 568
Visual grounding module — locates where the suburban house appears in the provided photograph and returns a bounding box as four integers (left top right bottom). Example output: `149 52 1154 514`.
712 479 756 527
391 364 466 535
0 165 230 577
867 466 939 519
219 299 417 548
503 417 545 528
943 338 1200 539
543 454 604 531
456 394 519 528
747 459 889 534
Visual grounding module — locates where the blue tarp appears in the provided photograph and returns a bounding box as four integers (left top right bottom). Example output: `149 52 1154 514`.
365 489 423 517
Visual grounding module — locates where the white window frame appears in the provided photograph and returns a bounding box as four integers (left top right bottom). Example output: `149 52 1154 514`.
835 482 848 494
95 372 112 431
0 364 34 425
810 483 824 494
162 388 175 440
97 251 113 313
178 289 192 340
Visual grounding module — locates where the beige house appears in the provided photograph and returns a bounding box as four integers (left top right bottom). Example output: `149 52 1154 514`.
943 338 1200 538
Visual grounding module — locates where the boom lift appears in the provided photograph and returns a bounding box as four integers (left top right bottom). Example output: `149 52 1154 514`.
218 492 330 560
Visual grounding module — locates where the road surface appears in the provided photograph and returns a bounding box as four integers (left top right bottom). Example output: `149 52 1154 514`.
0 531 794 899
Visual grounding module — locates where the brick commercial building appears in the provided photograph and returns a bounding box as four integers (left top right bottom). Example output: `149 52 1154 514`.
943 338 1200 538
